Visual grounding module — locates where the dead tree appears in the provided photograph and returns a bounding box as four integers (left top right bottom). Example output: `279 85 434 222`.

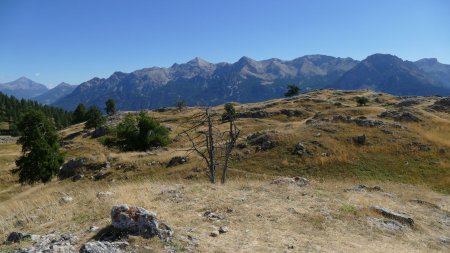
181 107 239 184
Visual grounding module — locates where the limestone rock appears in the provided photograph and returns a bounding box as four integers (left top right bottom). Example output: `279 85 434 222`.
371 206 414 226
271 177 309 187
80 241 129 253
111 204 173 242
167 156 188 167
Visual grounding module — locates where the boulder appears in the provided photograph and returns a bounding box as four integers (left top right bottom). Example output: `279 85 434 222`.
80 241 130 253
96 191 114 199
167 156 188 167
91 126 108 138
247 132 277 151
94 171 111 181
111 204 173 242
58 158 88 180
371 206 414 226
292 143 310 157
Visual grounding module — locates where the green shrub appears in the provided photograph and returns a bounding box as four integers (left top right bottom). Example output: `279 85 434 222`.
111 112 170 151
356 96 369 106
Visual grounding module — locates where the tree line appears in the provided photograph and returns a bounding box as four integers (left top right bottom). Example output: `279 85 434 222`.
0 92 73 133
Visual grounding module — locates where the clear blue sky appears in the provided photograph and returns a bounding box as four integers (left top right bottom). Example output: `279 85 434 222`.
1 0 449 87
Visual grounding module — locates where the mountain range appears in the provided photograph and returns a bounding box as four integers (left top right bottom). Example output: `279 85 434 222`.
0 78 77 105
1 53 450 111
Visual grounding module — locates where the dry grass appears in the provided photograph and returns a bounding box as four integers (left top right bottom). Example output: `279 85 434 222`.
0 90 449 252
0 179 448 252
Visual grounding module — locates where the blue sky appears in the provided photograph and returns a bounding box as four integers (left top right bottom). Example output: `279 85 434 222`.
0 0 449 87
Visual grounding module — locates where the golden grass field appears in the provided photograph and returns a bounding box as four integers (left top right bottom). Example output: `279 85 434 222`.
0 90 449 252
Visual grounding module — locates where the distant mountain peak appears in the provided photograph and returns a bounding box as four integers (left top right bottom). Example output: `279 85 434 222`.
416 58 439 65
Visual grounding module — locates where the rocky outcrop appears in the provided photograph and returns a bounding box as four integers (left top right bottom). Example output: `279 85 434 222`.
271 177 309 187
8 231 77 253
430 97 450 112
111 204 173 242
247 132 277 151
371 206 414 226
378 110 421 122
0 136 18 144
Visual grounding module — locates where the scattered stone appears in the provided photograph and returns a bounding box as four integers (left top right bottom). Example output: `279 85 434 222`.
292 142 311 157
271 177 309 187
111 204 173 242
80 241 130 253
409 199 441 210
72 174 84 182
353 117 385 127
408 142 431 152
236 143 247 149
353 134 366 145
203 210 225 221
439 237 450 245
97 191 114 199
367 218 405 233
371 206 414 226
344 185 382 192
89 226 100 232
287 244 295 250
60 196 73 204
160 189 183 202
94 171 111 181
210 231 219 237
218 226 229 234
167 156 188 167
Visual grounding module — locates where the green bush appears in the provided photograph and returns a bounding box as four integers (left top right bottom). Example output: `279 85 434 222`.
111 112 170 151
221 103 236 122
285 84 300 97
356 96 369 106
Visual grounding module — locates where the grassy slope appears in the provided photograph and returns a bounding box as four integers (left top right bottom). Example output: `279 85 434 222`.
0 89 449 252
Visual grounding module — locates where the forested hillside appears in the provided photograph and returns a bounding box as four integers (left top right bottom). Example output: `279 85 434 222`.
0 92 73 133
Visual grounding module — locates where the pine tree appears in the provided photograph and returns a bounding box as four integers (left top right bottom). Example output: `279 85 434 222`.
105 99 116 116
85 106 105 129
285 84 300 97
73 103 87 123
13 111 64 184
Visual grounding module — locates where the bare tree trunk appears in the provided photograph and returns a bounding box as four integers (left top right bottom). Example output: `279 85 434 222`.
221 117 239 184
206 109 216 183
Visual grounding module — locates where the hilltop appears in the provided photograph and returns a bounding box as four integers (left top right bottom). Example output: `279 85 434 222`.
0 89 449 252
